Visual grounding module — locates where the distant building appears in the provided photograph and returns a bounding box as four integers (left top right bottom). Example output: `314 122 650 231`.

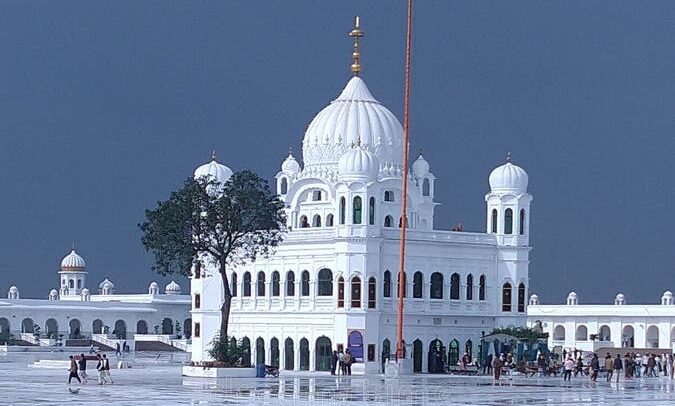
0 248 190 343
527 291 675 352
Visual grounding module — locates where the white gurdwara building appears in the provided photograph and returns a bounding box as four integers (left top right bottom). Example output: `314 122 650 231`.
0 248 190 345
190 29 534 374
528 292 675 352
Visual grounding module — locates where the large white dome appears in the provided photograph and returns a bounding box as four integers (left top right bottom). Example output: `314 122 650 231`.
194 151 233 184
337 145 380 183
281 152 301 176
489 161 529 193
302 76 403 172
60 249 86 271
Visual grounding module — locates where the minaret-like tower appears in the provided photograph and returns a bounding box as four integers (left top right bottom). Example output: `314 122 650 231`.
58 245 87 297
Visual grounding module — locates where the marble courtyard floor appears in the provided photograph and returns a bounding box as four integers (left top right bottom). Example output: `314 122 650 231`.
2 353 675 405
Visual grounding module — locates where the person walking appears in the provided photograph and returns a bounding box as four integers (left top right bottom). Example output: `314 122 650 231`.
492 354 502 382
102 354 113 384
96 354 105 385
613 354 623 384
337 350 345 376
605 353 614 382
68 355 82 385
330 350 338 375
343 349 352 376
78 353 88 384
563 357 574 382
115 342 121 357
590 353 599 382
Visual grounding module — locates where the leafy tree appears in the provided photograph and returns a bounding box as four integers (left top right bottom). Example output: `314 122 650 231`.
140 170 285 341
489 326 548 345
207 335 250 366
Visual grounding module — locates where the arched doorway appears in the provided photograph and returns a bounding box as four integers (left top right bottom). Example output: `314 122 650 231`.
0 318 10 334
622 325 634 347
284 338 294 370
599 325 611 342
348 331 363 362
45 318 58 339
183 318 192 339
270 337 280 367
21 318 34 334
448 339 459 366
256 337 265 365
92 319 103 335
299 338 310 370
315 336 332 371
413 339 423 372
428 339 444 373
241 337 251 367
136 320 148 334
113 320 127 339
161 318 173 335
69 319 81 339
646 325 659 348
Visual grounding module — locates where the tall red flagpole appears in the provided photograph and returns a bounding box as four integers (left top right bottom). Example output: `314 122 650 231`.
396 0 414 361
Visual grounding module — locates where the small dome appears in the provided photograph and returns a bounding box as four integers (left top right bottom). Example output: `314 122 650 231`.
165 280 182 294
489 158 529 193
663 291 672 298
8 286 18 293
337 144 380 182
48 289 58 300
616 293 625 300
412 154 430 178
60 249 86 270
567 291 577 299
194 151 233 184
149 281 159 289
98 278 114 289
281 152 301 176
81 288 90 296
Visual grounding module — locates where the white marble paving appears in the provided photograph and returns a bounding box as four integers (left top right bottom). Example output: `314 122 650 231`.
2 353 675 405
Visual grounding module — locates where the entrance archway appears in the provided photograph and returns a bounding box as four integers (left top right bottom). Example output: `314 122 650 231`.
270 337 280 367
284 338 294 370
315 336 332 371
241 337 251 367
0 318 9 334
183 318 192 339
646 325 659 348
348 331 364 362
113 320 127 339
622 325 635 347
413 339 423 372
136 320 148 334
256 337 265 365
45 318 58 339
92 319 103 335
428 339 444 373
161 318 173 335
448 339 459 366
299 338 309 370
21 318 34 334
69 319 81 339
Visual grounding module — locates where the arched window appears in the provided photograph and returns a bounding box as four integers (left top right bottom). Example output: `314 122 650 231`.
448 339 459 365
326 214 334 227
413 272 423 298
502 283 512 312
575 325 588 341
450 273 460 300
337 277 345 308
312 190 322 201
194 294 201 309
300 215 309 228
243 272 251 297
491 209 498 233
353 196 362 224
286 271 295 296
465 340 473 360
368 197 375 225
383 270 391 298
271 271 280 297
504 208 513 234
301 271 310 296
351 277 361 308
430 272 443 299
77 280 82 289
479 275 486 301
466 274 473 300
384 191 394 202
397 271 407 298
553 325 566 341
422 178 430 196
312 214 321 227
368 277 376 309
317 268 333 296
280 178 288 194
231 272 238 297
339 197 346 224
517 283 525 312
69 280 74 289
384 215 393 228
398 216 407 228
257 272 266 296
519 209 526 235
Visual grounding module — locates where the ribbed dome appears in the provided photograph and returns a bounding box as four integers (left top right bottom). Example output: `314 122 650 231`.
60 249 86 271
194 152 233 184
302 77 403 172
281 152 301 175
337 145 380 182
489 161 529 193
412 154 430 178
165 280 182 295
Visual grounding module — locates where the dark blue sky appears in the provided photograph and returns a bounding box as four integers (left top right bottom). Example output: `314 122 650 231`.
0 2 672 304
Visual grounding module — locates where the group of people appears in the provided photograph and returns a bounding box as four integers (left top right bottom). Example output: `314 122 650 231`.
606 352 675 382
68 353 114 385
329 349 354 375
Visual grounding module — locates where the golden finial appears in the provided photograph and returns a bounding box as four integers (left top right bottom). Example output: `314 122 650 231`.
348 16 365 76
211 150 217 161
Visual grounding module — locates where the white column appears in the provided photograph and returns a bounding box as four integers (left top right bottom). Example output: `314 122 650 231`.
309 340 316 372
294 342 301 371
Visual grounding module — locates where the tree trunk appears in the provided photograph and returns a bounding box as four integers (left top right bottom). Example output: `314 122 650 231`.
219 262 232 341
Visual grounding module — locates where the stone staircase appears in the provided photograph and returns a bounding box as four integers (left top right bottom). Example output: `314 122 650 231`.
134 340 181 352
